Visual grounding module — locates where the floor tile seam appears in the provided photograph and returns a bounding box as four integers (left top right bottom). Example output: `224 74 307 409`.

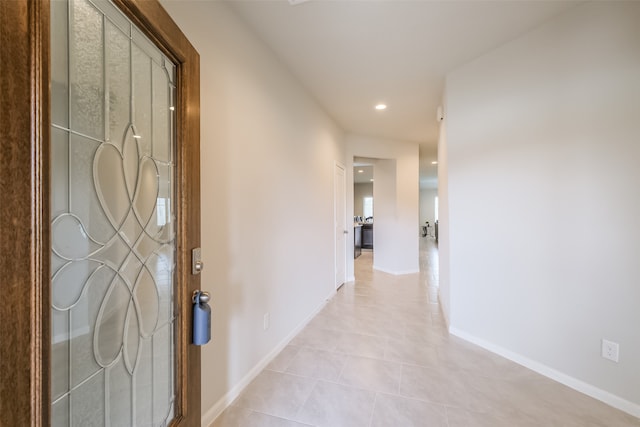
376 390 452 411
337 303 390 311
269 345 303 373
374 391 453 425
442 403 536 422
331 348 386 361
341 352 398 365
311 377 390 397
333 377 403 397
230 403 290 422
293 343 340 353
395 387 470 413
230 383 316 418
292 378 320 424
299 325 350 339
338 330 394 342
367 392 379 427
335 353 351 381
311 316 397 331
443 405 453 427
398 363 467 393
305 324 350 334
382 337 390 361
447 396 514 415
394 358 446 371
338 355 404 391
295 344 361 357
398 329 436 341
330 348 389 364
338 330 401 340
295 343 348 356
460 370 515 383
248 409 315 426
277 358 350 379
262 369 328 384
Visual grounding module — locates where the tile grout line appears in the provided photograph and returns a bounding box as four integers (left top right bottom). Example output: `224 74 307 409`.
335 354 350 384
292 378 319 426
444 405 452 427
367 392 379 427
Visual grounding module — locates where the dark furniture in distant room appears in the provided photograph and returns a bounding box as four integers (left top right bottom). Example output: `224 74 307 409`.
354 225 362 258
362 223 373 249
435 220 439 243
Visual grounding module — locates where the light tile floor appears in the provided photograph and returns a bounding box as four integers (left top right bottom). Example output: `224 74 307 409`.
213 240 640 427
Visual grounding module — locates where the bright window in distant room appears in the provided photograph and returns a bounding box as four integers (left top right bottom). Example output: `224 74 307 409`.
157 198 169 226
363 197 373 218
435 196 439 221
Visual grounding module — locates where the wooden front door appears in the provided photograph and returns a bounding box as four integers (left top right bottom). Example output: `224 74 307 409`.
0 0 200 425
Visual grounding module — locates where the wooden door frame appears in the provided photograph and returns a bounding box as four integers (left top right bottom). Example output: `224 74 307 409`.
0 0 201 425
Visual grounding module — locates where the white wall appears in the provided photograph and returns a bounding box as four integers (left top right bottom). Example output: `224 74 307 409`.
372 159 397 272
353 182 373 218
437 117 450 325
445 1 640 415
346 134 419 278
419 188 437 232
161 1 345 423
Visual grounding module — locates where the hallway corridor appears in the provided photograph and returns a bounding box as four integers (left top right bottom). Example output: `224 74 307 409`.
212 240 639 427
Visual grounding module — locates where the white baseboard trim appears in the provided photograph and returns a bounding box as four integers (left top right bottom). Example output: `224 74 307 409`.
395 268 420 275
201 289 337 427
449 327 640 419
373 265 420 275
346 275 355 283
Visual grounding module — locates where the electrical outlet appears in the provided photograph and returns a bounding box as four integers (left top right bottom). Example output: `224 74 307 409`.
601 339 619 362
263 312 270 331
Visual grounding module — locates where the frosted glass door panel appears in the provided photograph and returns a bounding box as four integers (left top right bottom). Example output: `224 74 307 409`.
70 0 104 140
51 0 177 425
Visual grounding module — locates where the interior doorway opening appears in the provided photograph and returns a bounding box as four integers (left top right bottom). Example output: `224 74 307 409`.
353 160 374 279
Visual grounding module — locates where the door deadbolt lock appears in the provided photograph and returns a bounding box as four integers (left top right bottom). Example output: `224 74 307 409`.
192 248 204 275
194 260 204 272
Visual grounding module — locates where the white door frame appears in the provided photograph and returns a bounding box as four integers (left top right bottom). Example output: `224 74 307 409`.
334 162 347 290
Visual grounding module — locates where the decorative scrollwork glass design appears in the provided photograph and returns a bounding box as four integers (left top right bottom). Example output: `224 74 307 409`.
51 0 176 425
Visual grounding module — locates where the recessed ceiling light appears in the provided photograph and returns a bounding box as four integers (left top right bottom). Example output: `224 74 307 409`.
431 161 438 165
370 179 374 182
358 169 364 173
375 104 387 111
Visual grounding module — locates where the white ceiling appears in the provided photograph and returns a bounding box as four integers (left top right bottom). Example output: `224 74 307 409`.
226 0 580 187
353 165 374 184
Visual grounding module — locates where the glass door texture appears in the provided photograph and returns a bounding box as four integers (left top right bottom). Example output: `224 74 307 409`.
50 0 177 425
